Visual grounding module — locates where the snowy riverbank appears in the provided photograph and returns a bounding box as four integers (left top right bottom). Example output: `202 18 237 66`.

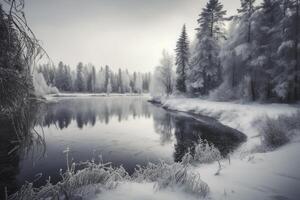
44 92 149 100
146 97 300 200
155 97 298 148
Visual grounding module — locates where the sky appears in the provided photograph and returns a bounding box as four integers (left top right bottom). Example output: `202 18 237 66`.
24 0 245 72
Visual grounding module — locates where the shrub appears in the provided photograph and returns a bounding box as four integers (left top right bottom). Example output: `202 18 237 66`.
132 157 209 198
193 139 222 164
9 153 210 199
259 111 300 150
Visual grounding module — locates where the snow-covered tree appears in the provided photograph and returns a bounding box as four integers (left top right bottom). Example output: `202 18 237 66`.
187 0 226 95
122 70 131 93
238 0 256 43
95 67 106 92
33 71 58 96
76 62 86 92
150 50 175 96
274 0 300 101
86 64 96 92
175 24 189 93
104 65 110 92
135 72 143 94
106 77 112 95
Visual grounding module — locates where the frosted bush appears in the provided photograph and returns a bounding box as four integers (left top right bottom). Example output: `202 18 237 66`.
33 71 59 97
59 161 129 197
9 159 130 200
259 111 300 150
9 154 210 199
193 139 222 164
132 158 209 198
10 146 212 200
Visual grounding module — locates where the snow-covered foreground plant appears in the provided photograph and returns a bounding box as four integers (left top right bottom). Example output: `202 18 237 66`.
193 139 222 164
132 155 209 198
9 152 211 200
259 111 300 150
8 159 130 200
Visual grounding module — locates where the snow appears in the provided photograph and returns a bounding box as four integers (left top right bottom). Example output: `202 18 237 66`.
94 182 199 200
149 97 300 200
198 140 300 200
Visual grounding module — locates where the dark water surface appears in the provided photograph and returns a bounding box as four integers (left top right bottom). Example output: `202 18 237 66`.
0 96 246 195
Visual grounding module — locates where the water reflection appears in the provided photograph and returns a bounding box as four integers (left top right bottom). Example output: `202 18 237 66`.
0 102 45 198
152 110 246 162
43 97 151 129
0 96 246 196
0 117 21 198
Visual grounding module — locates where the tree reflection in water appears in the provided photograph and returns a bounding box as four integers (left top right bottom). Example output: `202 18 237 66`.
0 97 245 197
43 97 151 129
152 108 246 162
0 102 46 198
42 97 245 163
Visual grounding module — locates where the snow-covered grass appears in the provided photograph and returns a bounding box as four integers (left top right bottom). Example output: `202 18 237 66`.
9 152 210 200
193 139 222 164
132 157 209 198
9 158 130 200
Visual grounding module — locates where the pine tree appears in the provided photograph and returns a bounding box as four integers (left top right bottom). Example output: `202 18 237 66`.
188 0 226 95
175 24 189 93
238 0 256 43
86 65 96 92
65 65 73 91
104 65 110 91
76 62 85 92
275 0 300 101
249 0 282 100
118 68 123 93
55 61 65 91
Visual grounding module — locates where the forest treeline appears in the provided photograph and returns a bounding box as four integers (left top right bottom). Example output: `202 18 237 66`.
152 0 300 102
37 62 151 94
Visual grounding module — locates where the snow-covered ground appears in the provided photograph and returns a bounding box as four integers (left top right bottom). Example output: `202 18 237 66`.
92 97 300 200
199 141 300 200
144 97 300 200
158 97 298 150
93 141 300 200
95 182 200 200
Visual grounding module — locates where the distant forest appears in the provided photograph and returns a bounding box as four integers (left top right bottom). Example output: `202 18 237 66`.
37 62 151 94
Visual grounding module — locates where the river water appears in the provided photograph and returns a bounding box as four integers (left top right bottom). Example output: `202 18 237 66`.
0 96 246 195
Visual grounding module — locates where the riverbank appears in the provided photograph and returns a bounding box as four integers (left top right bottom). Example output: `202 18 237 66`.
149 96 300 200
44 92 149 100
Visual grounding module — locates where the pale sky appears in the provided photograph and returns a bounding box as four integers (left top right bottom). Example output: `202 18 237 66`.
24 0 247 72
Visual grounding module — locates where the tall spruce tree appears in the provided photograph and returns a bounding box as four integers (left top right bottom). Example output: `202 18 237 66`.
104 65 110 93
275 0 300 101
76 62 86 92
187 0 226 95
175 24 189 93
238 0 256 43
